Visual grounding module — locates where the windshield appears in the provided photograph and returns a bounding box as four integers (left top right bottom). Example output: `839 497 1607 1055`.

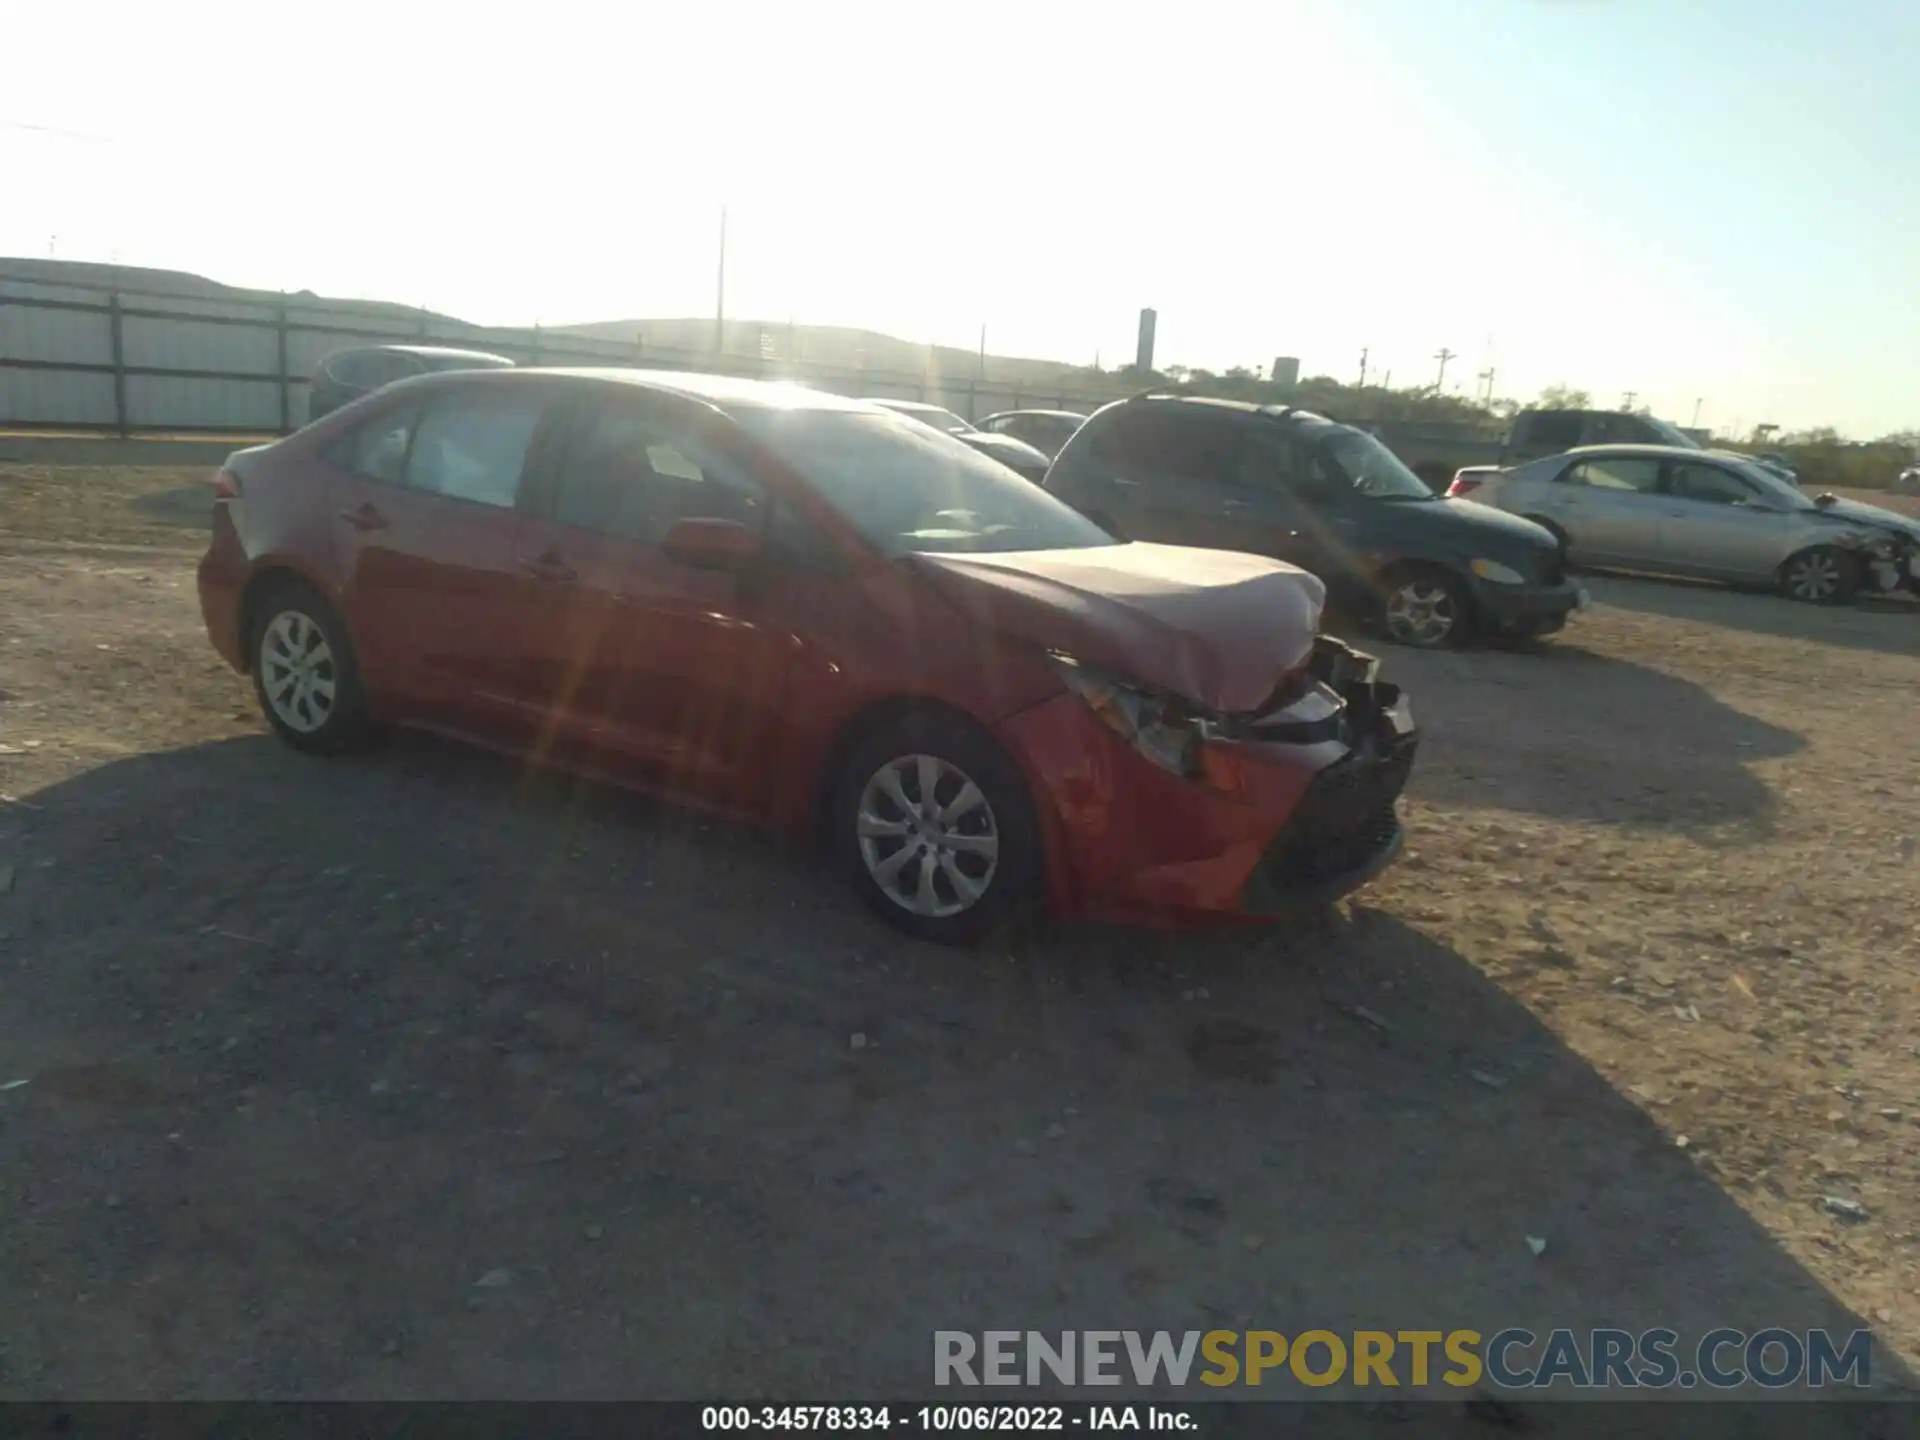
1315 429 1436 500
736 408 1119 556
879 403 972 435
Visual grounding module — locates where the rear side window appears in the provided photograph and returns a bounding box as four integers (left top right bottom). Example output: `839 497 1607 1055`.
1090 409 1240 480
1561 456 1661 493
1516 412 1583 450
403 392 545 508
326 402 420 483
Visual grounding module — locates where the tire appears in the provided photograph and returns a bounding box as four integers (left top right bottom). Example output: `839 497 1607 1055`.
1524 515 1571 564
248 579 373 753
830 709 1041 945
1779 546 1858 606
1377 564 1476 649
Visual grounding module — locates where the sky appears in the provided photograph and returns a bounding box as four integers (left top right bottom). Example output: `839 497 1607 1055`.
3 0 1916 438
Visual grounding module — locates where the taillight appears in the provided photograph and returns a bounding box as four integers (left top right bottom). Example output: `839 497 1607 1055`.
1446 476 1483 498
211 469 242 502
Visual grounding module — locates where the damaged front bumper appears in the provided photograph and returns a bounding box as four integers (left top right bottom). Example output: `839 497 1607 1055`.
1002 635 1419 926
1235 636 1419 913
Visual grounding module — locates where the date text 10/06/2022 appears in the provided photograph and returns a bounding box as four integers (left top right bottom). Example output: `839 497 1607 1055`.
703 1407 1192 1431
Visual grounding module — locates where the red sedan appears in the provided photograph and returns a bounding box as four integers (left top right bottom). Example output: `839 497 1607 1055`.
198 369 1417 943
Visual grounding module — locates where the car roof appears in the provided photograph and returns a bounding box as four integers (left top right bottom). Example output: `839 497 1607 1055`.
411 365 879 415
332 343 513 362
867 398 958 414
1543 443 1723 462
982 409 1085 421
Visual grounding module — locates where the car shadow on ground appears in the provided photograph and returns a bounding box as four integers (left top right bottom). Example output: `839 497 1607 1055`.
1356 632 1804 840
0 733 1901 1424
1580 575 1920 659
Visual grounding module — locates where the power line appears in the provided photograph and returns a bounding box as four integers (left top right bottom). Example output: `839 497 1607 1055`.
1 118 112 143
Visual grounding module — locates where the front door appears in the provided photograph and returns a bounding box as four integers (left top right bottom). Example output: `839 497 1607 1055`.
511 391 800 810
1531 453 1666 569
330 386 552 736
1654 459 1791 581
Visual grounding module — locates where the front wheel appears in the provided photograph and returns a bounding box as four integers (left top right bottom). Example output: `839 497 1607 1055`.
830 710 1040 945
1379 566 1475 649
1779 546 1858 606
249 580 372 752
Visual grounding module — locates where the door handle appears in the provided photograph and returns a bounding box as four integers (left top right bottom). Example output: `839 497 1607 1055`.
1223 498 1251 511
1111 476 1141 488
520 552 577 583
338 502 388 532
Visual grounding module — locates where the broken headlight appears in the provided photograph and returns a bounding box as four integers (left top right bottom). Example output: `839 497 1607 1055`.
1048 655 1204 779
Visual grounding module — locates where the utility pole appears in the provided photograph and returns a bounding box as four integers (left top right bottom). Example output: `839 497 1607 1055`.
977 324 987 382
1691 397 1704 428
1622 390 1637 410
1477 368 1496 406
1358 347 1369 388
713 205 728 354
1432 348 1456 393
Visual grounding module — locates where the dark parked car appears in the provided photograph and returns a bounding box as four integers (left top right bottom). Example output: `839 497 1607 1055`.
1500 408 1700 466
1045 393 1584 649
307 344 514 423
198 370 1418 943
977 409 1087 459
866 399 1052 483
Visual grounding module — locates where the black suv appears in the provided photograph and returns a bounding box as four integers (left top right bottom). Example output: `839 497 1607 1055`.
1045 393 1584 648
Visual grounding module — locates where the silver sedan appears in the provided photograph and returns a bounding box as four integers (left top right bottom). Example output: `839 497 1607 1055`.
1466 445 1918 604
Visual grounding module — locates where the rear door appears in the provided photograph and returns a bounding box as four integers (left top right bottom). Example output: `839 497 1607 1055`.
329 384 556 734
1654 459 1789 580
1524 453 1666 568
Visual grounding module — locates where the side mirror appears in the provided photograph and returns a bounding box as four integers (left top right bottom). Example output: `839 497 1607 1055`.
1813 492 1839 509
662 517 764 571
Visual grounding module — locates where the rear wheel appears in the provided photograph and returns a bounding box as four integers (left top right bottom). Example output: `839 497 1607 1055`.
1779 546 1858 605
830 710 1040 945
1379 565 1475 649
249 580 372 752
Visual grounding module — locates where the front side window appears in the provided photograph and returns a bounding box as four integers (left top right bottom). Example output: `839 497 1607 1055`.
1668 462 1758 506
735 407 1115 557
1314 428 1434 500
1561 456 1661 493
403 392 544 508
552 402 766 544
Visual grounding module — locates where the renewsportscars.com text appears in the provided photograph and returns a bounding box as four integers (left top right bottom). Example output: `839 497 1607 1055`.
934 1328 1873 1390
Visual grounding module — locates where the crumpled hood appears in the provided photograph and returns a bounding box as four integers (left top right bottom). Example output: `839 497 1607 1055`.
1814 496 1920 541
910 542 1327 714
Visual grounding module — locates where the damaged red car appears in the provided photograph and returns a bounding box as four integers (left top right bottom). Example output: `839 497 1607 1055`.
198 369 1418 943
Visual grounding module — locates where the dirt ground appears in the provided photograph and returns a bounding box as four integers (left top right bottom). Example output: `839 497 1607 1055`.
2 464 1918 1425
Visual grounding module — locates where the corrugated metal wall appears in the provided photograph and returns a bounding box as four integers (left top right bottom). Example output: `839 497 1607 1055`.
0 271 1117 434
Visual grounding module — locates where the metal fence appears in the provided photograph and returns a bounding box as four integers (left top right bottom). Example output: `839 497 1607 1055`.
0 270 1128 436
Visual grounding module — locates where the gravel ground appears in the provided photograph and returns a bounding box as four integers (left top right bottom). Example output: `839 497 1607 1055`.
1 464 1917 1427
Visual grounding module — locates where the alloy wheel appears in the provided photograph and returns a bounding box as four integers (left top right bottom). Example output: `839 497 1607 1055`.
855 753 1000 919
259 610 338 734
1385 580 1459 646
1784 552 1842 602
